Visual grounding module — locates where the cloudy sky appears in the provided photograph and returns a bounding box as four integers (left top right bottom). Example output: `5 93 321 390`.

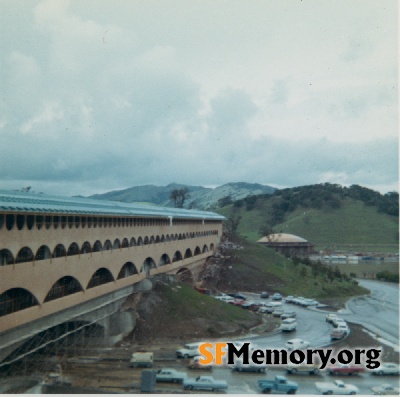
0 0 398 197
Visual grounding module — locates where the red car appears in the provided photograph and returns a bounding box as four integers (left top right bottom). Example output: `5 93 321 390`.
328 364 365 376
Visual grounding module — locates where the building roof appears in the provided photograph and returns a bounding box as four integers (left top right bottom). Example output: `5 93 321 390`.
0 189 225 220
257 233 309 244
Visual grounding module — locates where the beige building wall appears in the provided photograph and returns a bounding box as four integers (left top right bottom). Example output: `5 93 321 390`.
0 212 223 334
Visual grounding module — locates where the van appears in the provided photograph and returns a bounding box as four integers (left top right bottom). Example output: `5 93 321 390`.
281 318 297 332
130 352 153 368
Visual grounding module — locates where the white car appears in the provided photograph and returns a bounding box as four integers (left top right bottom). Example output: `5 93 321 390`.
336 323 350 334
214 295 235 302
370 362 400 376
285 338 310 350
326 313 339 323
315 380 359 395
371 384 399 395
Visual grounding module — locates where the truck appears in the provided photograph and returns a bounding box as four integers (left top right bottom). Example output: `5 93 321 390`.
315 380 359 395
183 375 228 391
129 352 153 368
258 375 298 394
155 368 187 383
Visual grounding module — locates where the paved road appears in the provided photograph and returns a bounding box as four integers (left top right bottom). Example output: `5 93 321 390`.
340 279 399 345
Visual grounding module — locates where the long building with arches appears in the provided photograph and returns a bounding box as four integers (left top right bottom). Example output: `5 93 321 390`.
0 189 224 363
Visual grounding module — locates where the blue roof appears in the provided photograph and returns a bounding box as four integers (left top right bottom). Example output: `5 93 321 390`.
0 189 225 220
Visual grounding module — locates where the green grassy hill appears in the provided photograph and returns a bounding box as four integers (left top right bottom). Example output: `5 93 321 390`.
204 236 369 304
217 184 399 253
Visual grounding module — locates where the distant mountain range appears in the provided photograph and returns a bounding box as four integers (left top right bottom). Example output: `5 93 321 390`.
89 182 276 210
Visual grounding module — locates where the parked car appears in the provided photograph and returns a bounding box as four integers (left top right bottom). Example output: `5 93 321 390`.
292 297 306 305
371 384 399 395
156 368 187 383
233 293 247 300
232 363 268 373
281 318 297 332
183 376 228 391
336 323 350 335
214 295 235 303
229 300 245 307
285 295 294 303
188 356 212 370
272 293 283 300
301 298 319 306
330 328 347 340
328 364 365 376
285 338 310 350
241 302 260 311
370 362 400 376
258 375 298 394
260 291 270 298
286 363 320 375
264 302 283 313
176 342 202 358
258 306 270 314
315 380 359 395
281 311 297 320
332 317 346 327
326 313 340 323
273 308 285 317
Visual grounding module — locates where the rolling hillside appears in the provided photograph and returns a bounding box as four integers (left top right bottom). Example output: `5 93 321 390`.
89 182 275 209
217 184 399 252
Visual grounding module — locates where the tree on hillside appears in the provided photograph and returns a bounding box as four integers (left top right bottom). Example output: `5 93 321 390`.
170 188 190 208
225 213 242 235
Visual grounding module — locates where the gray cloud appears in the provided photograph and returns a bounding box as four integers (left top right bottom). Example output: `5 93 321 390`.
0 0 397 197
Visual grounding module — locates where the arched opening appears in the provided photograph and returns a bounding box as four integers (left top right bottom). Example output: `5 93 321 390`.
35 245 51 261
80 242 91 254
137 237 143 246
130 237 136 247
184 248 193 259
210 243 215 252
67 243 80 256
113 239 120 249
44 276 83 302
143 236 149 245
0 288 39 317
15 247 34 264
52 244 66 258
87 268 114 289
6 214 15 230
121 238 129 248
104 240 112 251
93 240 102 253
142 257 156 276
194 246 201 256
149 236 155 244
0 249 14 266
16 214 25 230
117 262 138 279
202 245 209 253
45 216 52 230
172 251 183 262
158 254 171 267
155 235 161 244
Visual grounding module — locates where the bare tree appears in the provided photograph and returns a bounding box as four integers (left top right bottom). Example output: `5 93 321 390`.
170 188 190 208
